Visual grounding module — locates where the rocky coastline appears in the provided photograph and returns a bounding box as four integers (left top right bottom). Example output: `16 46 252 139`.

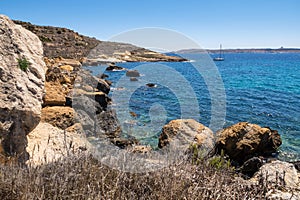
1 15 299 198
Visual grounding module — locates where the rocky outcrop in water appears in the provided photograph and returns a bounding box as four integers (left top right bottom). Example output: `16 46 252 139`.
0 15 46 162
126 70 140 77
158 119 215 155
215 122 282 164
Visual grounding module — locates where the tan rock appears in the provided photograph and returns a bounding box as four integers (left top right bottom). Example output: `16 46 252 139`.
26 122 91 165
41 106 75 130
60 64 74 71
158 119 215 154
65 123 84 134
55 58 81 68
43 81 66 106
62 75 72 84
215 122 282 163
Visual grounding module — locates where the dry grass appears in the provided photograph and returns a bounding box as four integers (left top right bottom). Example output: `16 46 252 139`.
0 152 270 200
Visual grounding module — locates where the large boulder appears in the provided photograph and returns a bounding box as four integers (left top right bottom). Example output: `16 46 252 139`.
0 15 45 162
215 122 282 164
26 122 90 165
251 161 300 199
158 119 215 154
75 69 110 94
251 161 299 189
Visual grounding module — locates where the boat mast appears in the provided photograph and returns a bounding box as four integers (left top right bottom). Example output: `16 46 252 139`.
219 44 222 58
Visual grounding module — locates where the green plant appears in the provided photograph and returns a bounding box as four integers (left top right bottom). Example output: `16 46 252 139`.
17 57 30 71
208 149 233 170
188 143 205 165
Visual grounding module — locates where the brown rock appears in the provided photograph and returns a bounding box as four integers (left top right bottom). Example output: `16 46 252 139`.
215 122 282 163
110 137 138 149
45 67 64 82
43 81 66 106
158 119 215 154
41 106 75 130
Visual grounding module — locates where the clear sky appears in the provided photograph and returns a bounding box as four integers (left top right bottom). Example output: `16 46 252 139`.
0 0 299 50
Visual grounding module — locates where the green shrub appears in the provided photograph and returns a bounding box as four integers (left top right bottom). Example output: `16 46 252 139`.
188 143 205 165
17 57 30 71
208 150 233 170
39 36 52 43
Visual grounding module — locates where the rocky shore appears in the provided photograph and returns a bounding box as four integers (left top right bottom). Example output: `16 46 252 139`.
1 15 299 198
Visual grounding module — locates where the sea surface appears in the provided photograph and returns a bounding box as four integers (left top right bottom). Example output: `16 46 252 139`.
85 53 300 161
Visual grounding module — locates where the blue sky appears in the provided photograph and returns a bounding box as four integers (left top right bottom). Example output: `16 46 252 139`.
0 0 299 49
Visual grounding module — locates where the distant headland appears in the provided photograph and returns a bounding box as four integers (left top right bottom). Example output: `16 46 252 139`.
176 47 300 54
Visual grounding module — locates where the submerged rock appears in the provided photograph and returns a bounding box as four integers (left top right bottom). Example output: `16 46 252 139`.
0 15 45 162
215 122 282 164
158 119 215 155
126 70 140 77
130 77 138 81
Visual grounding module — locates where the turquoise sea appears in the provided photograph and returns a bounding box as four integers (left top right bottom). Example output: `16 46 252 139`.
86 53 300 161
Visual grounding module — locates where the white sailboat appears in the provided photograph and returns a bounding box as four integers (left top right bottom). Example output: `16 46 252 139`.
213 44 225 61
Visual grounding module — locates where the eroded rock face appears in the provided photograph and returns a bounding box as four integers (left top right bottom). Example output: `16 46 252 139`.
215 122 282 164
0 15 45 161
41 106 75 130
158 119 215 155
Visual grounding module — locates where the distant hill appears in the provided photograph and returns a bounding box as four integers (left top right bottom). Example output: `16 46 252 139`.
176 48 300 54
14 20 186 63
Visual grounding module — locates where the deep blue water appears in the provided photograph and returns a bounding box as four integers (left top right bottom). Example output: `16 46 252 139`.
85 53 300 161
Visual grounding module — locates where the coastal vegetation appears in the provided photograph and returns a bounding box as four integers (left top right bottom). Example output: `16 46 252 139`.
0 152 269 199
